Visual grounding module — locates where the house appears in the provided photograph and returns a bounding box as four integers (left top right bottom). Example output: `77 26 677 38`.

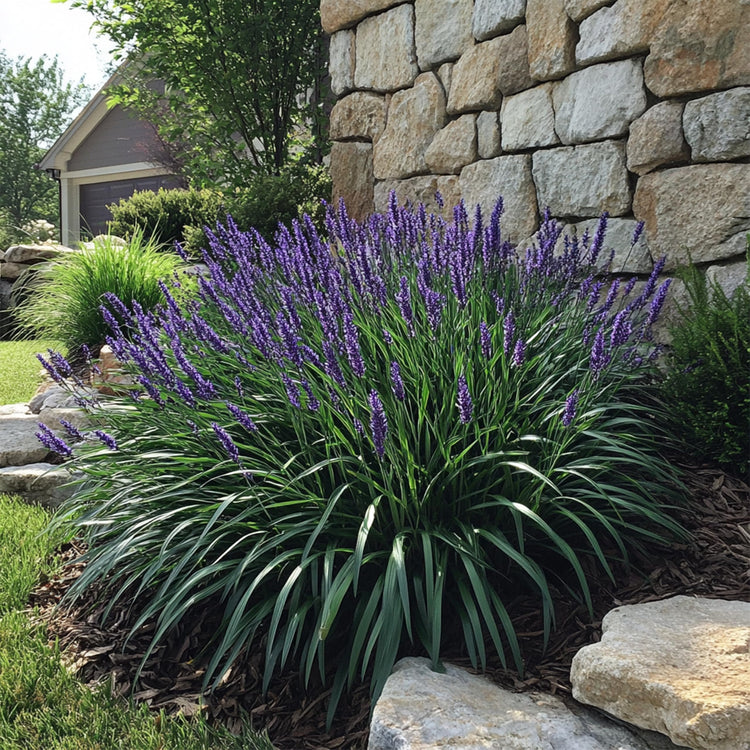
38 67 183 246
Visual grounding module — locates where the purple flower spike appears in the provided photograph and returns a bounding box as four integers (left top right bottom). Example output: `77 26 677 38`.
632 221 645 246
36 423 73 458
503 312 515 357
395 276 415 336
368 390 388 458
343 311 366 377
227 402 258 432
211 423 241 464
457 374 473 424
390 361 406 401
282 373 301 409
59 418 83 441
589 329 610 379
647 279 672 327
94 430 118 451
480 321 492 360
512 338 526 367
562 389 579 427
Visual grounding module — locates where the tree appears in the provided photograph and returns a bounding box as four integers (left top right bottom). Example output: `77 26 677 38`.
0 53 88 233
66 0 326 187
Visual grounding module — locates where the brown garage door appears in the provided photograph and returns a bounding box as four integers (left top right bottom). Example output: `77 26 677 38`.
79 175 184 237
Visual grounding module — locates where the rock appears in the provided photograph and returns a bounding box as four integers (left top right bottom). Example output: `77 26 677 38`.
414 0 473 70
566 218 653 274
38 407 91 434
354 4 418 93
564 0 611 22
328 30 356 97
553 59 647 145
3 244 65 264
374 73 447 180
683 87 750 162
706 262 749 301
644 0 750 97
0 261 29 280
472 0 526 41
446 38 504 114
0 403 28 416
532 141 632 218
571 596 750 750
436 62 453 99
424 115 477 174
0 413 52 466
501 83 558 151
459 154 538 243
495 25 536 96
374 175 461 217
633 164 750 268
28 385 70 414
320 0 403 34
476 110 502 159
626 101 690 176
526 0 577 81
329 92 387 142
370 656 682 750
331 141 375 222
0 463 75 508
575 0 671 66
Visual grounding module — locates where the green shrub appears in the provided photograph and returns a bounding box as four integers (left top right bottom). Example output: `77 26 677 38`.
107 164 331 257
14 231 183 359
44 204 684 720
661 246 750 477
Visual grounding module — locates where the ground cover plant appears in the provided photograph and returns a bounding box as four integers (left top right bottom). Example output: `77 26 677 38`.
0 493 274 749
41 197 685 720
660 246 750 479
0 339 63 406
14 231 183 361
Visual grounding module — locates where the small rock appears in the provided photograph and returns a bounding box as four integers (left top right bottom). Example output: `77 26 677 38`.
329 30 356 97
29 384 70 414
476 110 502 159
3 244 67 264
571 596 750 750
526 0 577 81
447 37 505 114
705 262 749 301
0 463 75 508
0 413 52 466
38 407 91 434
329 92 387 143
472 0 527 41
414 0 473 70
424 114 477 175
683 87 750 162
501 83 558 151
0 261 29 280
320 0 402 34
564 0 611 22
626 101 690 176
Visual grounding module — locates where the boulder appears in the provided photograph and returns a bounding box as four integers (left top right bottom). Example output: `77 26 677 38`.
459 154 538 243
354 4 418 93
683 87 750 163
370 656 682 749
0 463 75 508
705 262 749 301
476 110 502 159
374 175 461 218
331 141 375 222
532 141 631 218
374 73 447 180
329 92 387 143
28 385 71 414
501 83 558 151
320 0 403 34
3 244 66 264
566 217 653 274
526 0 577 81
424 114 477 174
633 164 750 268
414 0 473 70
0 261 29 280
38 407 91 434
446 38 505 114
626 101 690 176
571 596 750 750
329 30 356 97
472 0 526 41
0 413 52 466
553 59 647 145
644 0 750 97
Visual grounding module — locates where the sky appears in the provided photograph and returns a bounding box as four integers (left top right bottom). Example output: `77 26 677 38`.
0 0 112 91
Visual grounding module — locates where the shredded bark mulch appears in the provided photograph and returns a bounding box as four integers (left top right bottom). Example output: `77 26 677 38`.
27 457 750 749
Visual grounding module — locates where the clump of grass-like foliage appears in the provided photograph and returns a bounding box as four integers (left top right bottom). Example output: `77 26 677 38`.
15 230 183 359
41 197 685 720
660 245 749 478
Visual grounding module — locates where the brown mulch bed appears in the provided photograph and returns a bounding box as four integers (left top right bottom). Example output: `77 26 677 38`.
28 457 750 749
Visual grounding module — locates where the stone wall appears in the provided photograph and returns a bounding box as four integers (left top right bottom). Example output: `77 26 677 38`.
323 0 750 287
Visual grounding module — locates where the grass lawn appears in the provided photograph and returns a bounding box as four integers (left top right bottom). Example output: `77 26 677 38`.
0 339 63 406
0 494 275 750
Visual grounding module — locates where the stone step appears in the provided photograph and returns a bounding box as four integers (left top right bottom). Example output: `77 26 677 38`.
0 462 75 507
0 408 53 467
369 656 681 749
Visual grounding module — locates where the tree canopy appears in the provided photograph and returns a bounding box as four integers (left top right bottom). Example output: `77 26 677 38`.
66 0 326 187
0 52 88 233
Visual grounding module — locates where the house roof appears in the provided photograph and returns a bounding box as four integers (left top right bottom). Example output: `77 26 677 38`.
38 63 130 173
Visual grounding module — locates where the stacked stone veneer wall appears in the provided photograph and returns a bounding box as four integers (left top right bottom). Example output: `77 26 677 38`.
324 0 749 288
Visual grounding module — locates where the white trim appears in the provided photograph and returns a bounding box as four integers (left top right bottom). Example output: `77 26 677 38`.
65 162 169 181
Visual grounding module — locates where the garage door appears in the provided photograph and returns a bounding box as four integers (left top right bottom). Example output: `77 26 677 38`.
79 175 184 237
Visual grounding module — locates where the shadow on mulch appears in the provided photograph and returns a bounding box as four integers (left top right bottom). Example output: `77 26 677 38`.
27 456 750 750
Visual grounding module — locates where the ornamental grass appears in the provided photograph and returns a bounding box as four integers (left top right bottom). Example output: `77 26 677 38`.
42 196 685 721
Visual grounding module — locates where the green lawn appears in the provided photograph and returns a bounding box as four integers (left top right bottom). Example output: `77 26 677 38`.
0 339 63 406
0 494 274 750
